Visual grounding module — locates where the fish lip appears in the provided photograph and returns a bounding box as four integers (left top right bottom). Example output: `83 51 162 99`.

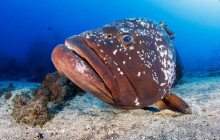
64 35 119 102
51 44 114 105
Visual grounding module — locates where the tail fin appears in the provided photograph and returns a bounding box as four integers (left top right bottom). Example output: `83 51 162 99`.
156 93 192 114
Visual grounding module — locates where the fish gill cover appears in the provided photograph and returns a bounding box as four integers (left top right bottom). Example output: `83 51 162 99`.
0 0 220 81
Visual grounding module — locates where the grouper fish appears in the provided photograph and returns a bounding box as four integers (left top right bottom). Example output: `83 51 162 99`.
52 18 192 114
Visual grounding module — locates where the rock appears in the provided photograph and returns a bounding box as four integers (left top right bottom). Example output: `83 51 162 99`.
203 108 209 112
8 82 14 89
4 92 12 100
12 94 50 127
0 82 15 98
34 71 84 105
34 133 44 139
11 71 85 127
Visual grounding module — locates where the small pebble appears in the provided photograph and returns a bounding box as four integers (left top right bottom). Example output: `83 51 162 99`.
203 108 208 112
35 133 44 139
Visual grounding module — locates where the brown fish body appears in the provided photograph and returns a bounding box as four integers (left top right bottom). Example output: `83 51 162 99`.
52 18 192 114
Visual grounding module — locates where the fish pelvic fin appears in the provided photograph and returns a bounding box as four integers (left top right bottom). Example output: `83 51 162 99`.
156 93 192 114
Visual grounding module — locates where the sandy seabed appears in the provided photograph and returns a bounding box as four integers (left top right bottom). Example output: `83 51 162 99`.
0 73 220 140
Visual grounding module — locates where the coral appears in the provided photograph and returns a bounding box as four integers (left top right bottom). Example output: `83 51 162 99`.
0 82 15 98
4 92 12 100
11 71 85 127
12 94 50 127
12 93 32 108
34 71 84 105
8 82 14 88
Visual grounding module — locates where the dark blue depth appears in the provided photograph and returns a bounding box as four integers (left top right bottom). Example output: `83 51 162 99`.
0 0 220 82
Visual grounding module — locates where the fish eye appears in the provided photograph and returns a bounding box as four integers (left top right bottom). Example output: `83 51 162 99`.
122 33 134 45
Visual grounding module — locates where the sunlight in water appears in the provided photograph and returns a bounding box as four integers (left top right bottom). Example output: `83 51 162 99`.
150 0 220 29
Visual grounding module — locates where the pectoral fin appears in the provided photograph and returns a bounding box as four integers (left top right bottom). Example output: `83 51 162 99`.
156 93 192 114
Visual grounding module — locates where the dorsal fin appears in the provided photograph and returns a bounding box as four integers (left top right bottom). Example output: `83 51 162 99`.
156 93 192 114
160 21 175 40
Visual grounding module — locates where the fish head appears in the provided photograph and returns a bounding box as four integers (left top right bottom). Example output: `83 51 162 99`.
52 18 177 109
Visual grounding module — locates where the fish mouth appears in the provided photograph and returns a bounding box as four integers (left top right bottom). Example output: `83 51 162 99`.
52 35 119 105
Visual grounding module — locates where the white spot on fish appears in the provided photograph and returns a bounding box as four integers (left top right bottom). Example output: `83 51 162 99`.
140 21 146 27
155 37 162 41
113 61 118 66
135 98 140 106
86 34 90 38
152 72 159 84
76 62 87 73
160 83 166 86
113 49 117 55
117 67 124 75
137 72 141 77
123 61 126 65
129 46 134 50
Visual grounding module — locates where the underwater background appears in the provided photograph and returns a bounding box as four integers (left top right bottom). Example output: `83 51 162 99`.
0 0 220 82
0 1 220 139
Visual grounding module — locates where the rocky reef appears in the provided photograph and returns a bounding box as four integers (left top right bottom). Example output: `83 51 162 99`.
11 72 84 127
12 94 49 127
0 82 15 99
34 72 84 105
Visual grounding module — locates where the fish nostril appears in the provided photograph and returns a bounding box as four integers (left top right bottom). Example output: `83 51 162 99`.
103 34 116 40
107 35 112 38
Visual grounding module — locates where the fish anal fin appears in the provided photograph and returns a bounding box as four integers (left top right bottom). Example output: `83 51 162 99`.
156 93 192 114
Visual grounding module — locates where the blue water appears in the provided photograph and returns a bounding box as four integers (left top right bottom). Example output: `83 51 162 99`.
0 0 220 81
